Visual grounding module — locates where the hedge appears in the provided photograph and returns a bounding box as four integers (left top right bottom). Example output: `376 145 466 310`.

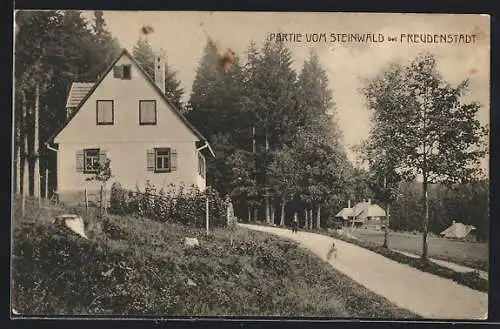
109 181 227 228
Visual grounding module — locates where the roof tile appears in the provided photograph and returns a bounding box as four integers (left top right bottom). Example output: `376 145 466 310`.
65 82 95 108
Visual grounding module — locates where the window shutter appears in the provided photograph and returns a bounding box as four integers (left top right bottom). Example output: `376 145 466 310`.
113 65 123 78
99 150 107 166
147 149 155 171
76 150 84 172
170 149 177 171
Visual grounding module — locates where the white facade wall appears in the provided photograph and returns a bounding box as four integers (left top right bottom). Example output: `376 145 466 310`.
54 53 206 201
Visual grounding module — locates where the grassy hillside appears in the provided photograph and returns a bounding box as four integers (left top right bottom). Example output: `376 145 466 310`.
12 198 418 318
350 229 488 271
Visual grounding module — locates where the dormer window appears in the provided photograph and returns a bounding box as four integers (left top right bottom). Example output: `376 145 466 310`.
113 64 132 80
122 65 131 79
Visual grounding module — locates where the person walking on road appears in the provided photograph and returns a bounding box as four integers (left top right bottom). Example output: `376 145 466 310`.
291 213 298 233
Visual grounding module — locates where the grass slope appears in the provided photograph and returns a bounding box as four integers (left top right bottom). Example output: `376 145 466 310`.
325 230 488 293
349 229 488 272
12 198 418 318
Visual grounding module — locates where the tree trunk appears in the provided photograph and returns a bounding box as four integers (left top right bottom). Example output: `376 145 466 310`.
304 208 308 229
20 91 27 217
383 203 390 248
15 112 21 194
252 126 256 153
253 207 258 223
265 195 270 224
103 183 108 214
271 201 276 225
280 197 285 226
422 174 429 260
33 84 41 202
247 205 251 222
316 204 321 229
309 209 313 230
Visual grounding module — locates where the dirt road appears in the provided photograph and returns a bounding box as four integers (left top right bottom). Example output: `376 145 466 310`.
239 223 488 320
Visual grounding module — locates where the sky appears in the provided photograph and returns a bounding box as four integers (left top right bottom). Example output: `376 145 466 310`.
81 11 490 170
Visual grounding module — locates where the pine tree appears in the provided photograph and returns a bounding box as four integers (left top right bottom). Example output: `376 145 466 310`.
296 49 335 124
187 39 245 196
243 39 299 223
15 10 122 200
90 10 121 76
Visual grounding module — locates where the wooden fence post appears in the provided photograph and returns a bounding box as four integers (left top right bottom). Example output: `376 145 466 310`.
84 187 88 215
206 193 209 235
99 184 104 218
44 169 48 200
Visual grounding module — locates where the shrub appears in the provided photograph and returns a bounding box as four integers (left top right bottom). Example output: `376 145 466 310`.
108 181 227 228
110 182 127 215
154 188 168 222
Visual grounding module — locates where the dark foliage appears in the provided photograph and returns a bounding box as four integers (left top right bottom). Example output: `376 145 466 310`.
109 181 227 228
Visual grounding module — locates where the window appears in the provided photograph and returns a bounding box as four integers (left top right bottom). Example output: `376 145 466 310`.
156 148 170 172
122 65 131 79
198 153 206 178
147 148 177 173
96 100 114 125
139 100 157 125
113 64 132 80
76 149 107 174
84 149 100 174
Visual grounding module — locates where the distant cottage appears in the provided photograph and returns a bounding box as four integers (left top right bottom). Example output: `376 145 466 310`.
47 48 214 204
440 221 477 241
335 199 387 230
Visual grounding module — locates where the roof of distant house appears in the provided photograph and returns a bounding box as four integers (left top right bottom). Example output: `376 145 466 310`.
440 221 476 238
354 202 386 218
65 82 94 108
335 207 354 218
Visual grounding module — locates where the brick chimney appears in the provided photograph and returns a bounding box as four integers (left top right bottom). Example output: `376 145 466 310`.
154 49 166 94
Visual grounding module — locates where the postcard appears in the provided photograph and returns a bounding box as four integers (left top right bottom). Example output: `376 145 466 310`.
12 10 490 320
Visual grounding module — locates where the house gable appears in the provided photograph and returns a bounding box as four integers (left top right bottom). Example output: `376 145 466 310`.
53 49 209 148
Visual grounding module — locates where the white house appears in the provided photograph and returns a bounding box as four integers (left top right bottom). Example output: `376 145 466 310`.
47 48 214 204
335 199 387 229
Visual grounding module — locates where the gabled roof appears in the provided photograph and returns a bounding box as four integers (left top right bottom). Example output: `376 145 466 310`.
352 201 386 218
65 82 94 108
49 48 214 157
440 221 476 238
335 207 353 218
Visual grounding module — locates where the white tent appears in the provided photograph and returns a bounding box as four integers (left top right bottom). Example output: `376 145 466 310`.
440 221 476 239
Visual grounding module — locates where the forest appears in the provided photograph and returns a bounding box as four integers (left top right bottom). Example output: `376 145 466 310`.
13 10 489 245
